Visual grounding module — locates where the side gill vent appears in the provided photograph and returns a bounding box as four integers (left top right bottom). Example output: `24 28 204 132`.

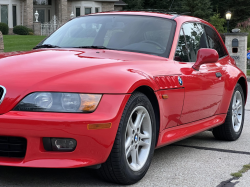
154 76 182 90
0 86 6 105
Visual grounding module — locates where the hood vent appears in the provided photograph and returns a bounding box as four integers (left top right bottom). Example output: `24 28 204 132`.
0 86 6 105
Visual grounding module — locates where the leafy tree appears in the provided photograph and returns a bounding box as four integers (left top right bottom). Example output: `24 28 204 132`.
123 0 144 10
210 0 250 31
182 0 212 20
209 13 226 33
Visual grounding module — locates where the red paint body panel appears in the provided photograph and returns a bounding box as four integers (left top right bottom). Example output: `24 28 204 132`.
157 114 226 148
0 12 247 168
156 89 185 129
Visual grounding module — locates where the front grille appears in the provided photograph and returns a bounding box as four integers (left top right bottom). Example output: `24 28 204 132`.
0 136 27 158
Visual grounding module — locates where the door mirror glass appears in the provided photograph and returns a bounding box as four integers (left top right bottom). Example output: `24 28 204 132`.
192 48 219 70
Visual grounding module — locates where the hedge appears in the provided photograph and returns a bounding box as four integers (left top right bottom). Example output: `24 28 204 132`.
0 23 9 35
13 25 31 35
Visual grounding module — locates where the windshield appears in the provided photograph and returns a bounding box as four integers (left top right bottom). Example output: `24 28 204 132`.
40 15 175 57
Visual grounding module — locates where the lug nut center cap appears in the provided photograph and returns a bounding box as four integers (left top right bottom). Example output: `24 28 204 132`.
134 135 138 143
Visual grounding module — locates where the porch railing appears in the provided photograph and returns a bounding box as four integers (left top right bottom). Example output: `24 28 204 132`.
41 15 62 36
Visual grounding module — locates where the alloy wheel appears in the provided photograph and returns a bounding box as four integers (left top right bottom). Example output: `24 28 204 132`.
232 90 243 132
125 106 152 171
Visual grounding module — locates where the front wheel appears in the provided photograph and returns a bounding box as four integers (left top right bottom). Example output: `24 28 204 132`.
213 83 245 141
97 92 156 185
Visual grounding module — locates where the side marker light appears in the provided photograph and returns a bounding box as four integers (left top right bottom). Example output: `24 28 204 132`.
162 95 169 99
87 123 112 130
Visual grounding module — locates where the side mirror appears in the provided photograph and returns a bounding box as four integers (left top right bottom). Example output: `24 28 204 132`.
192 48 219 70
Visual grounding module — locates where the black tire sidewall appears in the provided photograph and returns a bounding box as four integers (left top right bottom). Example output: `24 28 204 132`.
119 92 156 183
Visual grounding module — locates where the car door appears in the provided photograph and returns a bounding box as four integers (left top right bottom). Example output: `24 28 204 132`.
174 22 225 124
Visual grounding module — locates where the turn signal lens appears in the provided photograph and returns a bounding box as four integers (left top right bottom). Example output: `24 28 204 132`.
79 94 102 112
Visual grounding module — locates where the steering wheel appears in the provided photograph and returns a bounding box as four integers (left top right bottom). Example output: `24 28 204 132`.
141 40 165 51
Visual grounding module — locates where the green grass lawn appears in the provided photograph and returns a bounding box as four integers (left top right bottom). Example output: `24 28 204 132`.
247 69 250 76
3 35 47 52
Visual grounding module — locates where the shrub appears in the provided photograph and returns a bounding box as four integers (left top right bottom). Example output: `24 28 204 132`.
209 13 226 33
13 25 29 35
28 28 34 35
0 22 9 35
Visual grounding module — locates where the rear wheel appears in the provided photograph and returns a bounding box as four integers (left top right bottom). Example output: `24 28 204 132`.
97 92 156 184
213 83 245 141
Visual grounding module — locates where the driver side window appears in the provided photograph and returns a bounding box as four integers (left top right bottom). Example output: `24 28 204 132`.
175 22 208 62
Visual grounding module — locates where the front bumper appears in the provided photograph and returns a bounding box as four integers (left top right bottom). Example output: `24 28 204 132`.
0 94 129 168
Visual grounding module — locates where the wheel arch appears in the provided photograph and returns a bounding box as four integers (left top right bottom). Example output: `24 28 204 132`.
133 86 160 147
238 76 248 104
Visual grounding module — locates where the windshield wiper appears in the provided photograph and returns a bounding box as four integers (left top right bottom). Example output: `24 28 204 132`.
33 44 61 49
74 46 109 49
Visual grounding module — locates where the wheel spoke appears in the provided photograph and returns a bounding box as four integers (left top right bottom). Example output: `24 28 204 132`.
126 145 133 158
127 122 133 136
233 95 237 106
236 101 242 110
134 111 145 129
129 118 135 130
131 147 137 165
234 115 238 125
125 137 132 150
236 116 240 124
136 148 141 166
139 132 150 140
138 140 150 148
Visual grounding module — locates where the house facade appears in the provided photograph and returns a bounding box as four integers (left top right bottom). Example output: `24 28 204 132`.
0 0 126 32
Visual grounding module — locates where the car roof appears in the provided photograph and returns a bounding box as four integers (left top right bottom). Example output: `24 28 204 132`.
93 11 213 28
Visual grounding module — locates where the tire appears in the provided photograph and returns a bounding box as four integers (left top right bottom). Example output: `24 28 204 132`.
97 92 156 185
213 83 245 141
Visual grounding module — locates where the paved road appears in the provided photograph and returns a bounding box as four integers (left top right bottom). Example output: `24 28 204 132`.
0 83 249 187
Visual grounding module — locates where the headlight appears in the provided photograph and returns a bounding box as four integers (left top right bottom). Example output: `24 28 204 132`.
13 92 102 113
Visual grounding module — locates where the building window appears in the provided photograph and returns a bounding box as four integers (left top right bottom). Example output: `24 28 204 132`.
13 5 17 27
33 0 52 5
95 8 99 13
1 5 8 25
85 8 91 15
48 9 50 22
76 7 81 17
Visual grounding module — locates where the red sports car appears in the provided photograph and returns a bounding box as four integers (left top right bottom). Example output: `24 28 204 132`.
0 11 247 185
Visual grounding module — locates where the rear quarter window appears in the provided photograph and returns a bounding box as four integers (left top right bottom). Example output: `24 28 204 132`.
204 25 227 58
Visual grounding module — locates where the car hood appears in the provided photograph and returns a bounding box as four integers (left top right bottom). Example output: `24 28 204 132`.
0 49 170 113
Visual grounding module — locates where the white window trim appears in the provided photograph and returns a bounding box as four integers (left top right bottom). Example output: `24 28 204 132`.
12 4 17 28
0 4 9 27
95 7 100 13
75 6 81 17
84 7 92 15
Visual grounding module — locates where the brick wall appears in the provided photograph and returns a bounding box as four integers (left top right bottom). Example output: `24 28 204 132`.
225 33 249 75
114 6 123 11
102 2 115 12
56 0 68 24
23 0 33 29
67 1 73 20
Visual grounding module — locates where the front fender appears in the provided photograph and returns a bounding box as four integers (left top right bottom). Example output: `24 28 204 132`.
217 65 247 114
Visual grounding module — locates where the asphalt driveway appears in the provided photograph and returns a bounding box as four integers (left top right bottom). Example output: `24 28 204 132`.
0 82 249 187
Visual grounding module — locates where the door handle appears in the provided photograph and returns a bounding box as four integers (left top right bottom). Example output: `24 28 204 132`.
215 72 222 78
